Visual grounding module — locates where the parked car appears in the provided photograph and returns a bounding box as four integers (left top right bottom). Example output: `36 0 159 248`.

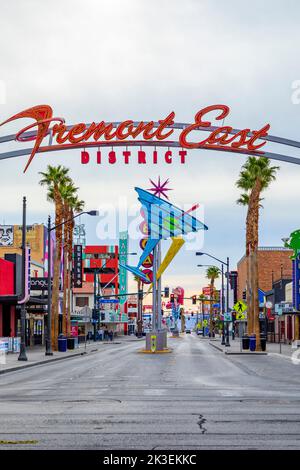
185 329 191 334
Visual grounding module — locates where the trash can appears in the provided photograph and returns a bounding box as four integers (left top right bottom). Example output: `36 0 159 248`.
260 334 267 351
58 334 67 352
249 334 256 352
242 335 249 350
67 337 75 350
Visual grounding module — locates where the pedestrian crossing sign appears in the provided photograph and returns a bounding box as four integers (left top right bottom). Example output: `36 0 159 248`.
236 312 246 320
203 320 208 326
233 300 247 314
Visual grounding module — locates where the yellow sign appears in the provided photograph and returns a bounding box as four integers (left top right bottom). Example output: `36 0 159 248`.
233 300 247 313
150 335 157 353
203 319 208 327
236 312 246 320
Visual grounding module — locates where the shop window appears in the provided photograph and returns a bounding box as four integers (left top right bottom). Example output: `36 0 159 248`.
76 297 89 307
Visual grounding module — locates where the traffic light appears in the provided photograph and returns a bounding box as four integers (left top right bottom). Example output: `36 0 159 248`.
192 295 197 305
170 293 175 304
164 287 170 298
242 290 246 300
92 308 99 321
229 271 238 290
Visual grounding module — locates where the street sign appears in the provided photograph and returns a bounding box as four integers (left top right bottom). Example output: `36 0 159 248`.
73 245 83 288
98 298 119 304
236 312 246 320
224 312 232 322
150 335 157 353
233 300 247 314
203 319 208 326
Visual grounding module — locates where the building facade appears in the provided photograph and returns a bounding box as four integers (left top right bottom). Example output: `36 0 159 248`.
72 244 128 336
0 224 48 346
237 247 293 300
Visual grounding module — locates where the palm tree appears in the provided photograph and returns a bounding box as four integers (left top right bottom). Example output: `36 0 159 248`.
39 165 72 350
206 266 220 337
236 157 279 350
199 294 207 318
59 184 79 336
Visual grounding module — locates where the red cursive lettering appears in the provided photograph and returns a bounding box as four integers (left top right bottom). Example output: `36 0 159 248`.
0 104 270 172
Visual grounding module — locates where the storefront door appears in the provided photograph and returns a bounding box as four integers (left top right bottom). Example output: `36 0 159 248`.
287 316 293 342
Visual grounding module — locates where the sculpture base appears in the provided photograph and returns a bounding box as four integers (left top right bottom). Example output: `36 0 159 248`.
143 330 168 352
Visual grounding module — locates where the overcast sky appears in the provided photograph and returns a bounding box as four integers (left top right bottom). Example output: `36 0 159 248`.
1 0 300 305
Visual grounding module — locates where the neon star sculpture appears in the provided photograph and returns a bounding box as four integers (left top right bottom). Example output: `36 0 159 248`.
147 177 173 199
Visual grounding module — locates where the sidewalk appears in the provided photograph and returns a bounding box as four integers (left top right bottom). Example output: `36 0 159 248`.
0 335 144 375
207 335 295 358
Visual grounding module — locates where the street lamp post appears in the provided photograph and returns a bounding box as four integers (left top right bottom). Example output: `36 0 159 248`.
221 264 225 345
45 210 99 355
18 196 28 362
196 252 230 347
45 215 53 355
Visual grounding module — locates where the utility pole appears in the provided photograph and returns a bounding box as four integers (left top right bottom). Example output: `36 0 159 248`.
221 264 225 345
157 241 162 330
18 197 28 361
93 269 98 341
45 215 53 355
225 256 230 347
137 278 143 337
152 244 158 332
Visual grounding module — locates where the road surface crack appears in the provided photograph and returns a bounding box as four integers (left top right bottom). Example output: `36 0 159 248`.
197 414 207 434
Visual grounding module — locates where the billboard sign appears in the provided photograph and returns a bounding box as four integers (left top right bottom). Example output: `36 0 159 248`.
73 245 83 288
118 231 128 305
0 225 13 246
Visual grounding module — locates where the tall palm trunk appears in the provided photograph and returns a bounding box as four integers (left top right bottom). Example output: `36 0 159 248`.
66 209 74 337
248 179 262 351
62 203 69 336
246 209 253 335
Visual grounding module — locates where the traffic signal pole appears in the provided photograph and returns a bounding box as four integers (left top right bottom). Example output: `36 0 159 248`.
157 241 162 331
221 264 225 345
225 257 230 347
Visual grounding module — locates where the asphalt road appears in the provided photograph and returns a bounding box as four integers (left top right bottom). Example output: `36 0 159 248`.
1 334 300 450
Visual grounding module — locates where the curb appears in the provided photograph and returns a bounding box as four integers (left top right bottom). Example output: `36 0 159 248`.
268 352 292 361
138 348 173 354
225 351 268 355
0 338 143 375
0 348 100 375
209 341 268 355
209 342 224 352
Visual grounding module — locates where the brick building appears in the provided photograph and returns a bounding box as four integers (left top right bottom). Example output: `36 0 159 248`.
237 247 293 300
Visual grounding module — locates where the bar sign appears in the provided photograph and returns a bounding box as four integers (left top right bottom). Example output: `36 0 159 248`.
73 245 83 288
